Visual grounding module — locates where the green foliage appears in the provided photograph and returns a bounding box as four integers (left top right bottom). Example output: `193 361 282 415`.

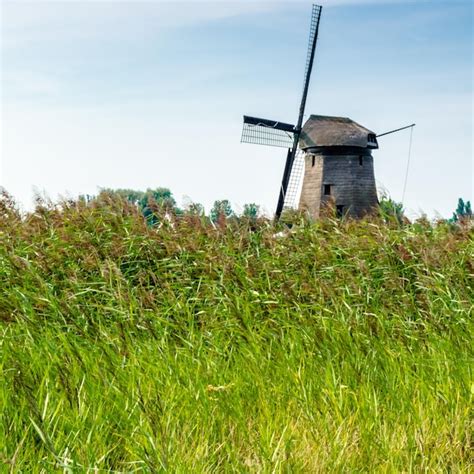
379 194 405 224
242 202 260 220
184 202 205 216
138 188 179 224
451 197 472 222
139 187 176 210
0 195 472 471
209 199 234 223
280 207 307 226
99 187 181 224
99 188 145 205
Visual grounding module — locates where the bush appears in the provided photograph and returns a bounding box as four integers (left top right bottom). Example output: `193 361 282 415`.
378 193 405 224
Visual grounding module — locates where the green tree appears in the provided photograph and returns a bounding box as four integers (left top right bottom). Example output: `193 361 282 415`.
210 200 233 223
185 202 205 216
99 188 145 205
139 188 176 211
242 203 260 220
91 188 182 224
139 188 180 224
451 198 472 222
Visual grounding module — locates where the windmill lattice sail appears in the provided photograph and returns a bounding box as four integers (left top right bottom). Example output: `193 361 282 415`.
299 4 322 112
241 116 295 148
283 150 305 210
240 4 323 217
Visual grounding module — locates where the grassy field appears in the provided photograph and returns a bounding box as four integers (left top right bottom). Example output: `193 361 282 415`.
0 193 472 472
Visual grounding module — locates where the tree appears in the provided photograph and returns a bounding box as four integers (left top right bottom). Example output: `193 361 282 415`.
139 188 180 224
99 188 145 205
242 203 260 220
139 188 176 211
185 202 205 216
210 200 233 223
101 187 182 221
451 198 472 223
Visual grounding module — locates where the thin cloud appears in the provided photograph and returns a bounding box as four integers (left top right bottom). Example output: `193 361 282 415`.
2 2 278 40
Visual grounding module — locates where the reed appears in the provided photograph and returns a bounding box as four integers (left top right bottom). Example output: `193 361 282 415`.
1 193 472 472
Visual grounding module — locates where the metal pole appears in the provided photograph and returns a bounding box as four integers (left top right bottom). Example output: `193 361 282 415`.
377 123 416 138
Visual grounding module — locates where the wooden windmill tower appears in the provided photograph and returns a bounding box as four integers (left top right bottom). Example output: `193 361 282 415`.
241 4 414 219
297 115 379 218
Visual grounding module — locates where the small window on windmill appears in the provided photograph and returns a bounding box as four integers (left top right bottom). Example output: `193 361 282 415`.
324 184 332 196
312 155 316 167
359 156 363 166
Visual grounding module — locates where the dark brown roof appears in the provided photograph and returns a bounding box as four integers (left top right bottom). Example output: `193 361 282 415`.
299 115 378 149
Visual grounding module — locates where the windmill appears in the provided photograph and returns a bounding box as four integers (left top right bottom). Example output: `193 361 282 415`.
241 4 323 219
241 4 416 220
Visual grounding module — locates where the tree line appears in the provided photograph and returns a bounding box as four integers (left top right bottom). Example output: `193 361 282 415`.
83 188 260 223
81 187 472 226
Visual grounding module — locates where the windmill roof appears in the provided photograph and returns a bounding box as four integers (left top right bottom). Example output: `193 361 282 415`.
299 115 378 149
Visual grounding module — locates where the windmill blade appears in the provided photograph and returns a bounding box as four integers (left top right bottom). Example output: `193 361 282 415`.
241 115 295 148
275 4 322 219
283 149 305 210
296 4 322 133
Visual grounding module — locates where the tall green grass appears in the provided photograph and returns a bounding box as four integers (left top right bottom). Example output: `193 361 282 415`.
0 193 472 472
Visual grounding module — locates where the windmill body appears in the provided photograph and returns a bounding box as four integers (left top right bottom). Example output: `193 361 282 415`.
298 115 379 218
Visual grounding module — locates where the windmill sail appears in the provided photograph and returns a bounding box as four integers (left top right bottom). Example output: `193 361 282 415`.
275 4 322 217
241 116 295 148
298 4 322 128
283 149 305 209
239 4 323 217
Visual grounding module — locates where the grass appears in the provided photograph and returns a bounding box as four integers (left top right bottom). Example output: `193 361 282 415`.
0 193 472 472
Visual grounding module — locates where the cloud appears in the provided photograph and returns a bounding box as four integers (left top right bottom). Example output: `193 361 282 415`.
1 0 442 50
1 2 278 42
1 1 282 100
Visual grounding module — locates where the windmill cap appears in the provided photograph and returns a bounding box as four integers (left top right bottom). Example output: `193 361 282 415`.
299 115 378 150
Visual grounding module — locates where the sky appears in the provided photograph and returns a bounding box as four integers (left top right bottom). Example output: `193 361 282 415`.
1 0 472 218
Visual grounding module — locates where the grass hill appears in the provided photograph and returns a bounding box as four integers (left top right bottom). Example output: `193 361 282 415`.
1 193 472 472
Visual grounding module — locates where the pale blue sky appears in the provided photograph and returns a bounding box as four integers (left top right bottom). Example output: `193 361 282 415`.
1 0 472 217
